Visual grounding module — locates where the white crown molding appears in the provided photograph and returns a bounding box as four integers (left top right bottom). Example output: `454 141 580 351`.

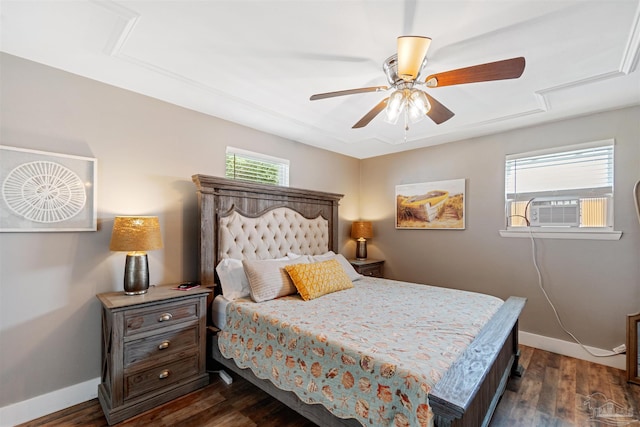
620 0 640 73
65 0 639 156
534 7 640 103
88 0 326 142
537 69 626 98
84 0 635 150
90 0 140 56
469 105 547 128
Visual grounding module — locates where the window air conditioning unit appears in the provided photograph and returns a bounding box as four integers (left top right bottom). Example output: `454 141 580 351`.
529 198 580 227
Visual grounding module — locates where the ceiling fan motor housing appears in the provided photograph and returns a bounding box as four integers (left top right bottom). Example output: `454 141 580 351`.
384 54 429 87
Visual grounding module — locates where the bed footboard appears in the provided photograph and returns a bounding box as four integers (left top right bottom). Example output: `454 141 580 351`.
429 296 526 427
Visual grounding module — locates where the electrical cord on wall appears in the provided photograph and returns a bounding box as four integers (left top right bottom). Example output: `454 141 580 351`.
526 226 619 357
634 180 640 225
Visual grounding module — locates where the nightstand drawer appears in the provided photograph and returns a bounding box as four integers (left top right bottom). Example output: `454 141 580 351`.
359 264 382 277
125 301 198 336
124 325 198 368
124 353 199 401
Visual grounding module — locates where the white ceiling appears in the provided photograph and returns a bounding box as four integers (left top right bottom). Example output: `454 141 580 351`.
1 1 639 159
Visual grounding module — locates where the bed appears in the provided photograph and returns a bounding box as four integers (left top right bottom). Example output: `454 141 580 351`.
192 174 526 427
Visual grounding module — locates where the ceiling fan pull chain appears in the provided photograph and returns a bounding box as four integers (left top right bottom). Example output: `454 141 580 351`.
404 109 410 136
404 112 409 143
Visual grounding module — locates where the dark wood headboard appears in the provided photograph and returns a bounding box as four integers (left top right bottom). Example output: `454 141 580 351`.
192 175 343 287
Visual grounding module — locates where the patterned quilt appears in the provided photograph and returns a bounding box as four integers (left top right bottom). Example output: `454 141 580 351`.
218 277 503 427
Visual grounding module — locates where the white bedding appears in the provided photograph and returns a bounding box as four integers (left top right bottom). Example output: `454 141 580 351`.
217 277 504 427
211 294 231 329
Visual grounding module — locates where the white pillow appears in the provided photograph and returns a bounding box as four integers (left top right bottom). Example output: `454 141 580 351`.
287 251 335 259
216 258 250 300
216 256 290 300
243 257 310 302
328 254 363 282
287 251 362 282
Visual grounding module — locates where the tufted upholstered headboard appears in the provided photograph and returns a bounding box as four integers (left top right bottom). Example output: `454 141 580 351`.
192 175 343 287
218 208 331 260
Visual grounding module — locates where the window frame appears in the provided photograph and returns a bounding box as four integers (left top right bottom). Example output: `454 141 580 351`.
500 139 621 240
225 146 290 187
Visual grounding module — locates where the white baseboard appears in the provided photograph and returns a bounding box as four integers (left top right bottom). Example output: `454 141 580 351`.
519 331 626 370
0 377 99 427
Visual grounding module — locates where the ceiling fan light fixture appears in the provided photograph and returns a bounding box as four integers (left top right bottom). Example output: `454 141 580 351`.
407 89 431 123
384 89 408 124
397 36 431 81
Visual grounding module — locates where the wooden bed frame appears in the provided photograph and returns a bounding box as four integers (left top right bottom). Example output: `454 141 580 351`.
192 175 526 427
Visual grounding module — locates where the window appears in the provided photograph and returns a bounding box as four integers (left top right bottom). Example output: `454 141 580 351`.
505 140 614 231
225 147 289 186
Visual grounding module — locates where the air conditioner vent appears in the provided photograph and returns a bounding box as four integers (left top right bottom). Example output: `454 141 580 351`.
530 198 580 227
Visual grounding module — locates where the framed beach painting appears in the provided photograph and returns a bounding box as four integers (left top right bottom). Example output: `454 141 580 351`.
0 145 97 232
396 179 465 230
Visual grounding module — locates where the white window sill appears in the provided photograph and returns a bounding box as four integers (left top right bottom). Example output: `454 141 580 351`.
499 229 622 240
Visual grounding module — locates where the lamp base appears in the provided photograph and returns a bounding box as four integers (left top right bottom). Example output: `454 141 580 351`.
355 239 368 261
124 253 150 295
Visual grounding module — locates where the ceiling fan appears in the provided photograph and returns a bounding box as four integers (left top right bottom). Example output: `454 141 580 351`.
310 36 525 130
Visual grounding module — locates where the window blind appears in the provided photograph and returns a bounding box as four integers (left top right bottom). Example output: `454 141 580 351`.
505 141 613 200
225 147 289 186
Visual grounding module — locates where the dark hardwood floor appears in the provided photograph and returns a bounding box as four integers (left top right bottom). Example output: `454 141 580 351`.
17 345 640 427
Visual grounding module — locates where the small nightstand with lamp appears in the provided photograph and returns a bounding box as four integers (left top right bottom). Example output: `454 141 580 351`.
99 215 210 424
350 221 384 278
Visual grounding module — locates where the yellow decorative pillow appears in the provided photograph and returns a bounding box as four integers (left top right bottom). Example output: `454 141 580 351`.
285 259 354 301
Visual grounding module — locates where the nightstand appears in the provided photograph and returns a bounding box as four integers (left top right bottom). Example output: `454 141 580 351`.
349 259 385 278
97 284 211 424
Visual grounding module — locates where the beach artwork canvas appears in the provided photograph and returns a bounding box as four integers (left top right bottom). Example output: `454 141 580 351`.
396 179 465 229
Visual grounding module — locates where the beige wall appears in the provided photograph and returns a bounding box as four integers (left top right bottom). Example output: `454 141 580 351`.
1 51 638 411
0 53 360 407
360 106 640 351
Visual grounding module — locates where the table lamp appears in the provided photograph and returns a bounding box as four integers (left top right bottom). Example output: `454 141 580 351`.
110 216 163 295
351 221 373 260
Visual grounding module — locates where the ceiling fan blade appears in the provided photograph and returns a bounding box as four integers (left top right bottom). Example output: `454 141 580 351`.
425 57 525 88
424 93 455 125
352 98 389 128
310 86 388 101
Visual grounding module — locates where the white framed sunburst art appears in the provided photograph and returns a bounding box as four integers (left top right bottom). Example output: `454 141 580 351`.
0 145 97 232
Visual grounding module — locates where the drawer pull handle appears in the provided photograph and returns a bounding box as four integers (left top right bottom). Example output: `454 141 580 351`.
158 313 173 322
158 370 170 379
158 341 170 350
